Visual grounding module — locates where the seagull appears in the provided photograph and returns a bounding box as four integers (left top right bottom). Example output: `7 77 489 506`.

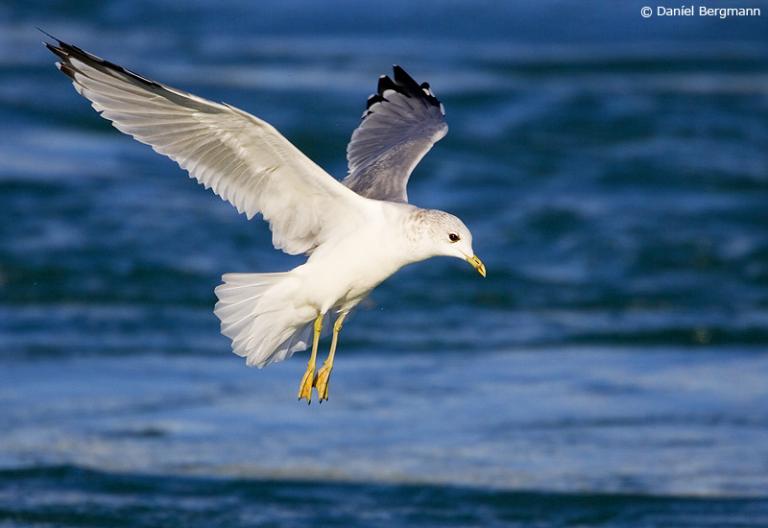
44 34 486 403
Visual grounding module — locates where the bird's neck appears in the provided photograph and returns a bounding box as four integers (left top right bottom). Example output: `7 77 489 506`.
394 206 440 265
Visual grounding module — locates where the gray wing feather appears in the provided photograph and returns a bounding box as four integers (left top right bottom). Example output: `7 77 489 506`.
343 66 448 203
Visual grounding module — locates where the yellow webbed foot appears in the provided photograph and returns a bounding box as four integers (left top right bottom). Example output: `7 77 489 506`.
297 364 316 404
314 362 333 402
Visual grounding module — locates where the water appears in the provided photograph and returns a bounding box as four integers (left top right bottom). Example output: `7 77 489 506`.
1 1 768 526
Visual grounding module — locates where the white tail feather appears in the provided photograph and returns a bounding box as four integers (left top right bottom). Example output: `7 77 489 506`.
214 272 314 368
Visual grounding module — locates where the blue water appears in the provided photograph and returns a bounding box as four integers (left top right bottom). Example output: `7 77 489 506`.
2 1 768 526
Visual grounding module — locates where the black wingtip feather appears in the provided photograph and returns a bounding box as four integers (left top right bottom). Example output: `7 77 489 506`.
41 32 162 89
37 27 59 42
376 74 398 95
363 65 442 117
392 65 419 90
45 41 67 61
57 62 77 80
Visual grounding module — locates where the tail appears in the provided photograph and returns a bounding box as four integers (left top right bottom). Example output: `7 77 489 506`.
214 273 313 368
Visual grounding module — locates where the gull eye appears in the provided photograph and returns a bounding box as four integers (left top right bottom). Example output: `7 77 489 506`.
448 233 460 243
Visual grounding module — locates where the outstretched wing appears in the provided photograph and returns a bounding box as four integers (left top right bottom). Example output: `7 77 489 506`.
45 36 368 256
343 65 448 203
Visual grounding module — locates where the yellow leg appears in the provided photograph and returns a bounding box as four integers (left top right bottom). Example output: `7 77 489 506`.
314 312 347 402
297 314 324 404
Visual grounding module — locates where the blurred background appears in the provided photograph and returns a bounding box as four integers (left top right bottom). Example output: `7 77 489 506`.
1 1 767 526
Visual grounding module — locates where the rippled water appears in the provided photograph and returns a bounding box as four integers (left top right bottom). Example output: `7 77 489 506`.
1 0 767 526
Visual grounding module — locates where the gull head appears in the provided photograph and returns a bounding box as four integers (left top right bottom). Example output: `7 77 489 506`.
406 209 485 277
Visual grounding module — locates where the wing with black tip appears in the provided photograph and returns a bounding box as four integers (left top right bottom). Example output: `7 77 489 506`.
343 66 448 203
44 34 368 256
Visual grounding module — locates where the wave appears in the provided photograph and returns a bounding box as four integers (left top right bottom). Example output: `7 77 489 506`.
0 464 766 528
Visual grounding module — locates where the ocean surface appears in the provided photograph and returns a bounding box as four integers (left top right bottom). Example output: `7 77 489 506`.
1 1 767 526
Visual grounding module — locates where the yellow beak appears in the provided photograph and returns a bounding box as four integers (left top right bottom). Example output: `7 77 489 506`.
466 255 486 277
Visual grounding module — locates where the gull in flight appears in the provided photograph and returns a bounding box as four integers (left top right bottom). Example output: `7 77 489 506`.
45 35 485 403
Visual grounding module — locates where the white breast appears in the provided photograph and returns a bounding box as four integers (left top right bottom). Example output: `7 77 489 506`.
294 204 414 314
